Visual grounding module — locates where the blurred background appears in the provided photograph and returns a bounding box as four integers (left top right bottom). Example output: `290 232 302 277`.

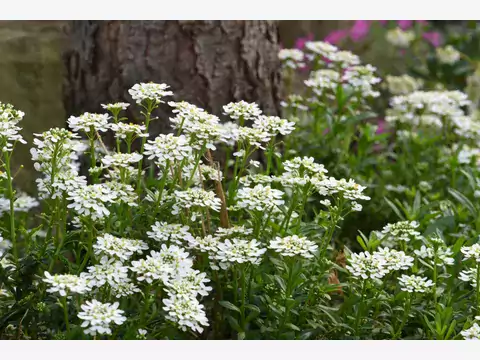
0 20 463 191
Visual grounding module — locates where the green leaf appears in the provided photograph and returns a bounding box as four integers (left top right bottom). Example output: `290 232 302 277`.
219 301 241 313
226 315 242 332
285 323 301 332
448 188 477 216
384 197 406 220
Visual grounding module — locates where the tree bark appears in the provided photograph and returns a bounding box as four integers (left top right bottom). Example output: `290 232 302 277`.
62 20 282 137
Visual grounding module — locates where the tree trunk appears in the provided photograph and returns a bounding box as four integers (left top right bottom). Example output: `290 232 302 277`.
62 20 282 137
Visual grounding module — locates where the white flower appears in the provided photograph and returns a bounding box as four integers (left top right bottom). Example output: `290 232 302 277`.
67 184 116 221
235 184 284 213
215 238 266 266
459 268 478 286
414 245 454 266
278 48 305 69
436 45 461 65
461 244 480 262
93 234 148 261
313 177 370 202
101 152 143 168
137 329 148 339
163 295 209 333
109 122 148 140
144 134 192 166
386 91 471 132
147 222 194 245
235 127 271 149
374 247 414 271
172 188 222 218
81 257 129 288
110 279 141 298
268 235 318 258
43 271 90 297
386 75 423 95
67 113 110 133
461 323 480 340
346 251 389 280
215 226 253 239
0 193 39 215
223 101 262 121
398 274 434 293
187 235 220 254
101 103 130 112
385 28 415 48
380 221 422 243
253 115 296 137
304 41 338 57
0 102 26 152
77 299 126 336
164 269 212 299
327 51 361 68
128 82 173 105
0 236 11 257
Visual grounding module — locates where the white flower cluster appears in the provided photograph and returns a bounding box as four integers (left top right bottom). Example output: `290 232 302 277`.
234 184 285 213
31 128 87 199
67 182 138 221
385 28 415 48
313 177 370 211
110 122 148 140
459 267 479 286
436 45 461 65
93 234 148 261
0 102 26 152
380 221 422 244
0 193 39 215
252 115 296 137
385 75 423 95
414 245 454 266
398 274 434 293
268 235 318 259
77 299 126 336
305 65 381 99
101 102 130 112
68 113 110 133
223 101 262 121
461 244 480 262
215 238 267 267
278 48 305 69
43 271 91 297
276 156 328 187
172 188 222 220
128 82 173 105
82 256 129 288
347 247 413 280
386 91 472 133
461 323 480 340
144 134 192 167
147 222 194 245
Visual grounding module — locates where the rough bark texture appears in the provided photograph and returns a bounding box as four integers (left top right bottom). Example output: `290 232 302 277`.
63 20 282 136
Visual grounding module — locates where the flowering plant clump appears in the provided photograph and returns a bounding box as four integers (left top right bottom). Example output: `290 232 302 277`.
3 22 480 340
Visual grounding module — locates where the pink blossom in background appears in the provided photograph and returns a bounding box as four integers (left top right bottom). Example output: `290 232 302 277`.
423 31 443 47
294 33 314 50
324 29 349 45
378 20 389 26
397 20 413 29
350 20 371 42
375 119 387 135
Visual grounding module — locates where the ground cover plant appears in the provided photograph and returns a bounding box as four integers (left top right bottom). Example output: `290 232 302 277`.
2 23 480 340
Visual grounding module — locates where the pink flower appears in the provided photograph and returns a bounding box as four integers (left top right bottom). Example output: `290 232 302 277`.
378 20 389 26
423 31 442 47
398 20 413 30
350 20 371 42
376 119 387 135
324 29 349 45
294 33 314 50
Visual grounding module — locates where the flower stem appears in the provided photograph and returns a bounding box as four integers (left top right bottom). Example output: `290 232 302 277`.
62 296 70 336
354 279 367 338
4 152 17 264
